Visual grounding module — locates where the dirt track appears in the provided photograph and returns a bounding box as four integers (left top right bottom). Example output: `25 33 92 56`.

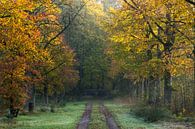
77 103 93 129
100 104 120 129
77 102 120 129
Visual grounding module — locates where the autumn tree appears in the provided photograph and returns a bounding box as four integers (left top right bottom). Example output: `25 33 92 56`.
185 0 195 110
27 0 80 106
106 0 194 111
0 0 79 114
0 0 51 115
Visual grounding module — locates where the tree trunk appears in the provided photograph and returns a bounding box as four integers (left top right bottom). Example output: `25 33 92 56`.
147 49 156 105
54 91 58 104
141 79 145 101
148 78 156 105
9 98 14 117
144 79 148 101
28 102 34 112
138 82 142 101
155 78 161 105
163 12 175 108
32 86 36 108
44 84 48 105
136 84 139 100
29 86 36 112
164 69 172 107
156 43 161 105
193 45 195 110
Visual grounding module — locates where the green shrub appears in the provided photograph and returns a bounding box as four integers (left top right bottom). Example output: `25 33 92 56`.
39 106 50 112
19 111 28 115
132 105 172 122
59 102 66 107
50 105 56 113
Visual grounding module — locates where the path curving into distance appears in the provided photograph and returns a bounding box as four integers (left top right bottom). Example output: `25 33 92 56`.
77 102 93 129
100 104 120 129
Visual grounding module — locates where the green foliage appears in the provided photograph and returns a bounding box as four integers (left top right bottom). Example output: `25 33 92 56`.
50 105 56 113
105 102 163 129
39 107 50 112
104 0 194 114
0 0 79 111
132 105 172 122
63 0 111 91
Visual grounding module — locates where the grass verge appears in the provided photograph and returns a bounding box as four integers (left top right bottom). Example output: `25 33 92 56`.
105 102 162 129
132 104 172 122
0 102 86 129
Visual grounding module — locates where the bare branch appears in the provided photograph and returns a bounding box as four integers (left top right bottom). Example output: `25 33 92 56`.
122 0 137 10
0 15 11 18
44 1 88 49
147 21 166 45
186 0 195 5
44 61 66 75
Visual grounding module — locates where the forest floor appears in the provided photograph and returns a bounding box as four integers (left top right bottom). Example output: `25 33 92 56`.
0 100 194 129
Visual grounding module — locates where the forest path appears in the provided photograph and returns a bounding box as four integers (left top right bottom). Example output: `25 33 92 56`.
77 102 93 129
100 103 120 129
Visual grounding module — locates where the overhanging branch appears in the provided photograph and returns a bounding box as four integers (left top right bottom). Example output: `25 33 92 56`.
44 1 88 49
44 61 66 75
147 21 166 45
0 15 11 18
186 0 195 5
122 0 138 10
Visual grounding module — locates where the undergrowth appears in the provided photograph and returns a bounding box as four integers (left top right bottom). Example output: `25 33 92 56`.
132 104 172 122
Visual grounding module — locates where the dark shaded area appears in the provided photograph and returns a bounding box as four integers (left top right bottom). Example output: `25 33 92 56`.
81 89 110 97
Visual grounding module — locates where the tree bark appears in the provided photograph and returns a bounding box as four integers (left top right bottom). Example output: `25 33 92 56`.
29 86 36 112
147 49 156 105
44 84 48 105
141 79 145 101
193 45 195 110
163 12 175 108
156 43 161 105
164 69 172 107
32 86 36 108
148 78 156 105
144 79 148 101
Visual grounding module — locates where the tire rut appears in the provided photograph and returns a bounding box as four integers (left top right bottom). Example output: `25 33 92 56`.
77 102 93 129
100 104 120 129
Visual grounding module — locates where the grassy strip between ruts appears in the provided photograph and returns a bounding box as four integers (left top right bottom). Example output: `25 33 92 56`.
88 103 108 129
0 102 86 129
105 102 162 129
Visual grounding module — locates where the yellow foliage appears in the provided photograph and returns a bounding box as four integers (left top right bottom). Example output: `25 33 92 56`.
105 0 194 81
